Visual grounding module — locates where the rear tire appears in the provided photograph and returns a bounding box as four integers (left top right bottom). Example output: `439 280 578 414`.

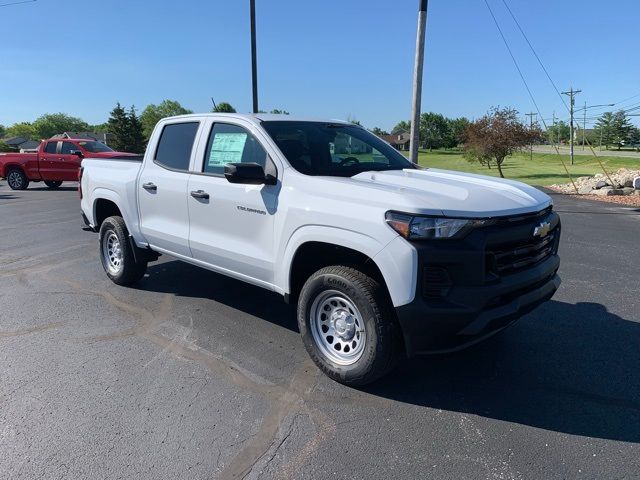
297 266 401 386
99 216 147 285
44 180 63 189
7 168 29 190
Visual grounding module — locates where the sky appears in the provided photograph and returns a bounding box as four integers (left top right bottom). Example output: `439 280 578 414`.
1 0 639 131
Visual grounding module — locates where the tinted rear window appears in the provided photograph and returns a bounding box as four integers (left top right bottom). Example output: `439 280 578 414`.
154 122 199 171
44 141 57 154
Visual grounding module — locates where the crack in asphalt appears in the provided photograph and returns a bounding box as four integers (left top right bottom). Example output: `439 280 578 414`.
0 321 64 339
54 277 337 479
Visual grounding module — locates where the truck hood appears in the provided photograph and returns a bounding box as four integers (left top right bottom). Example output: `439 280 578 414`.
344 168 551 218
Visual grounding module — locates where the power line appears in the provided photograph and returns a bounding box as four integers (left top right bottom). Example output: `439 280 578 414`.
0 0 35 7
500 0 569 113
482 0 544 125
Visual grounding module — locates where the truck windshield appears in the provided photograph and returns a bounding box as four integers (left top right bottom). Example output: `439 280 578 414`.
77 141 114 153
261 121 416 177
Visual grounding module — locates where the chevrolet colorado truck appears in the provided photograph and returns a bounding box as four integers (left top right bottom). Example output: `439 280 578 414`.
0 137 136 190
80 114 561 385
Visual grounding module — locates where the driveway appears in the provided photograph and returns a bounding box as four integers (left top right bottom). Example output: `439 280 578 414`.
1 183 639 479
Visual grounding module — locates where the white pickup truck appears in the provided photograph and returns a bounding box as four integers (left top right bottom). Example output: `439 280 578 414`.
80 114 561 385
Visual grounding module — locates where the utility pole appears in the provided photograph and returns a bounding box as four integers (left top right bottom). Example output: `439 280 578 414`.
562 87 581 165
582 101 587 150
409 0 428 165
552 111 558 148
249 0 259 113
525 112 537 161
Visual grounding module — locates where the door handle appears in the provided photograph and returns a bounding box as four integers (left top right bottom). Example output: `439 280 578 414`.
190 190 210 200
142 182 157 191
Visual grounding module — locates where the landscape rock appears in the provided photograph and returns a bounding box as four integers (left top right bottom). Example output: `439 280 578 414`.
551 168 640 195
622 187 635 195
623 178 634 188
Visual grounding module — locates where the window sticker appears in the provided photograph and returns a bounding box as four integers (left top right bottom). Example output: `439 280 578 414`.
208 133 247 166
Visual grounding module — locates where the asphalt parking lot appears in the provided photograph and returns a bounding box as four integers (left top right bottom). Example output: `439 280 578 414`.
1 182 639 480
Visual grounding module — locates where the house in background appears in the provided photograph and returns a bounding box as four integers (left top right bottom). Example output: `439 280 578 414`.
51 131 114 145
1 136 41 153
380 130 411 151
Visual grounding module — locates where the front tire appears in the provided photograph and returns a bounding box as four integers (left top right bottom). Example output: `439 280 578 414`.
99 216 147 285
7 168 29 190
44 180 63 189
297 266 400 386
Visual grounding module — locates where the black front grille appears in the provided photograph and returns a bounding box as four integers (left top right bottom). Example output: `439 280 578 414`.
488 228 558 276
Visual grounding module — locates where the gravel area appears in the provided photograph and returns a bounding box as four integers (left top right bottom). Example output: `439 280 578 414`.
547 187 640 207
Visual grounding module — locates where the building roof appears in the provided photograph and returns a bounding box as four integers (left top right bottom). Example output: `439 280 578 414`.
51 132 108 141
19 140 41 150
3 136 28 146
381 134 410 145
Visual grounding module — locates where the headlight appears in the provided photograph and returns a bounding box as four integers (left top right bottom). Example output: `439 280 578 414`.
385 211 487 240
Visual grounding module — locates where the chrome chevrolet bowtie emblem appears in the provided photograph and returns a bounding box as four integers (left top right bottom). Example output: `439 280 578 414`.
533 221 551 238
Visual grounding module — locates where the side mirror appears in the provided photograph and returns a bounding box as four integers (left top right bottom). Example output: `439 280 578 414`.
70 150 84 158
224 162 276 185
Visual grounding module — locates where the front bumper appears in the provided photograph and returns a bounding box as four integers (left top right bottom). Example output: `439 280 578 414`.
395 209 561 356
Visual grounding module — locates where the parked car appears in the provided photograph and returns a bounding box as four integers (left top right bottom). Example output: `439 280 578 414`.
80 114 561 385
0 138 137 190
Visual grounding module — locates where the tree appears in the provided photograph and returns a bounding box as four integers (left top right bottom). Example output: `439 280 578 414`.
107 103 130 152
446 117 470 148
594 110 633 149
212 102 236 113
628 126 640 150
32 113 89 139
0 124 6 138
0 141 12 152
545 121 570 144
463 107 539 178
371 127 389 136
106 103 146 153
392 120 410 134
140 100 193 140
269 108 289 115
5 122 37 140
419 112 450 150
127 106 145 153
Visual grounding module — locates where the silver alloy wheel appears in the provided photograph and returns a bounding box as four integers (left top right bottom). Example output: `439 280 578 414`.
310 289 366 365
8 171 23 189
102 230 123 275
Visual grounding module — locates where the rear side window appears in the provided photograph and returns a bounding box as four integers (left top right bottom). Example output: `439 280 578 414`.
44 141 58 154
154 122 199 171
61 142 77 154
203 123 267 175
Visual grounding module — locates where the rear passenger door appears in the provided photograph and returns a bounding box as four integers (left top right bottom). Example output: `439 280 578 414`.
39 140 60 180
138 121 201 258
58 141 83 180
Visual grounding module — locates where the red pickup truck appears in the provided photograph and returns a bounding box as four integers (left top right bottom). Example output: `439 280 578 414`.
0 138 137 190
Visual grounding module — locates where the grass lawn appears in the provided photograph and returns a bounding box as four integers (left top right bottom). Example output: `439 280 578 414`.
413 149 640 186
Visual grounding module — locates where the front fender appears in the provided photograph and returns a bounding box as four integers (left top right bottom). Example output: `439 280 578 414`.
276 225 416 307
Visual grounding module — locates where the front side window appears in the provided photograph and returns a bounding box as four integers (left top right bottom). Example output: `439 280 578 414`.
44 141 58 154
202 123 267 175
61 141 77 154
154 122 199 171
262 121 415 177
